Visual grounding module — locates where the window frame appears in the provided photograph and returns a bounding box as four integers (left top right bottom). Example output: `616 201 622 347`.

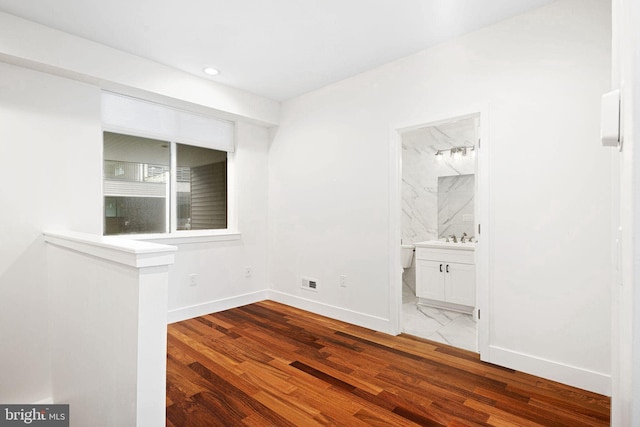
101 127 239 243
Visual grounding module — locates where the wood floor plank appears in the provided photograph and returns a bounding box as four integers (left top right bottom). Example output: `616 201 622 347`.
285 389 373 426
507 382 610 420
472 386 594 426
527 397 610 426
465 399 547 427
354 407 430 427
170 325 245 373
167 330 263 397
187 361 298 427
239 359 298 395
290 352 386 396
166 301 610 426
166 355 209 399
248 389 329 426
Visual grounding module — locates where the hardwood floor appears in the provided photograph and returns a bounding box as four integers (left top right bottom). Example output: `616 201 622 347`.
166 301 610 426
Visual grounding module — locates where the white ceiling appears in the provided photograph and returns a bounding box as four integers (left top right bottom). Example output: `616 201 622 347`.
0 0 556 101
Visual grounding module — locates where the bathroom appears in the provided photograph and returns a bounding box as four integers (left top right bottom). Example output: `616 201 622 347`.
400 115 478 352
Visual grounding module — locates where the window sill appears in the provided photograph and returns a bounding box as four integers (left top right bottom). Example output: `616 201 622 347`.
122 230 242 245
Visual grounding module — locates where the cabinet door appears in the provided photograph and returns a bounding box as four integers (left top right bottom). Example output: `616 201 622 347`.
445 262 476 306
416 260 445 301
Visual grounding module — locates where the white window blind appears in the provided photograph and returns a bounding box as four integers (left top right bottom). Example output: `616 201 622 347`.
101 91 235 153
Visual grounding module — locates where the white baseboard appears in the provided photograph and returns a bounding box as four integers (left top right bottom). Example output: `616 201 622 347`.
33 397 54 404
167 289 393 334
268 290 393 334
167 290 269 324
488 345 611 396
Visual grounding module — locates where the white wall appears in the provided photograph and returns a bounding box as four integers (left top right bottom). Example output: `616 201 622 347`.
0 62 103 402
268 0 612 393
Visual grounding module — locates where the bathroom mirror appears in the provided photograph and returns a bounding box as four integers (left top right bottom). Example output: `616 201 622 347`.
437 174 474 239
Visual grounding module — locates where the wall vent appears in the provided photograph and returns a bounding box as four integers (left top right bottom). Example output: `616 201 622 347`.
301 277 318 292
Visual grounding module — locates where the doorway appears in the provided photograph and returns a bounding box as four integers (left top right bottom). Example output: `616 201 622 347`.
389 109 489 357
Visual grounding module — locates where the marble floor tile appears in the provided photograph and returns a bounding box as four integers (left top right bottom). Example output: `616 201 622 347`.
417 305 462 325
431 315 477 352
402 284 417 303
402 303 443 337
402 284 477 352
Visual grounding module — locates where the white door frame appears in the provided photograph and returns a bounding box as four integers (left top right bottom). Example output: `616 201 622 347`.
388 105 491 359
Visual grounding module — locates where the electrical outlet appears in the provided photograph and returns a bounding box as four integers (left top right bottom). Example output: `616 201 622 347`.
340 275 347 287
245 266 253 277
189 274 197 286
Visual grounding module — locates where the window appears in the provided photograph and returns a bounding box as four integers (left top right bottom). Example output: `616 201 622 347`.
103 132 228 235
100 91 235 237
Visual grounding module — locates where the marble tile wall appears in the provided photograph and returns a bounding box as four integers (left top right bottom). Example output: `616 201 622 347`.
438 174 475 239
401 117 477 291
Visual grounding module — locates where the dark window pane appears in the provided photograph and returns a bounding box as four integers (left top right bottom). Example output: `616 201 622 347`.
176 144 227 230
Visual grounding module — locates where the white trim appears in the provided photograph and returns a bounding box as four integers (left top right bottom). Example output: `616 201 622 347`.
169 142 177 233
133 231 242 245
33 398 54 405
101 135 238 240
388 127 402 335
268 290 393 334
388 105 490 358
226 145 239 232
475 106 491 361
390 107 486 135
489 345 612 396
43 230 177 268
167 290 269 324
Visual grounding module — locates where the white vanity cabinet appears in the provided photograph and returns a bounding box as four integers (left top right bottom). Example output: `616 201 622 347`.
415 243 475 311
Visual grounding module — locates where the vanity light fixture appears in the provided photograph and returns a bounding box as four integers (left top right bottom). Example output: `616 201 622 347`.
434 145 475 160
203 67 220 76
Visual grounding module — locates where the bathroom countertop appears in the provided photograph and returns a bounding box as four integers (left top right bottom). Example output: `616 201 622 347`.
414 240 475 251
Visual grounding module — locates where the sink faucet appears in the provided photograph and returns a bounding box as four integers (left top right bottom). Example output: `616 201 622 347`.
449 234 457 243
460 232 468 243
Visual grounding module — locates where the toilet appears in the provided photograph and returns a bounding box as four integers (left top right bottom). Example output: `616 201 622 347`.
401 244 415 270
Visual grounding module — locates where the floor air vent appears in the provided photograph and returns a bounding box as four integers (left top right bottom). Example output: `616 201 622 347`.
301 277 318 292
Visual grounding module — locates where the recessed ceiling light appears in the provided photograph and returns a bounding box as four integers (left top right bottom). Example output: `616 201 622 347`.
203 67 220 76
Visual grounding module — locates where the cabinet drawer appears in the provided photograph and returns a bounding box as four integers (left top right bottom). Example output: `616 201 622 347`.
416 247 475 264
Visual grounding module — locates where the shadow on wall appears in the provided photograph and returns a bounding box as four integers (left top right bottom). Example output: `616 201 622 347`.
0 236 51 403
